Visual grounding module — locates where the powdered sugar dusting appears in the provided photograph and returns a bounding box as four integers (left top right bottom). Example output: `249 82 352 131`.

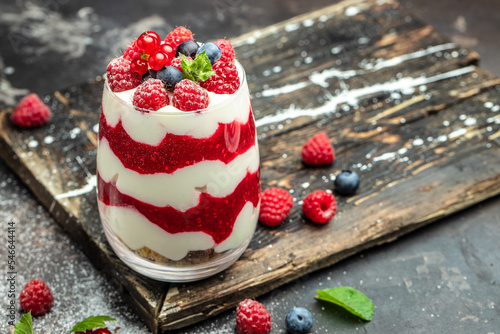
0 164 148 333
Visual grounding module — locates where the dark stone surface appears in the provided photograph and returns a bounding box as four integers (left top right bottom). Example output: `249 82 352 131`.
0 0 499 333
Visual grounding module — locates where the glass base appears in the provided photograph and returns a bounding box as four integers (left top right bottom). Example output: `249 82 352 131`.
101 215 251 282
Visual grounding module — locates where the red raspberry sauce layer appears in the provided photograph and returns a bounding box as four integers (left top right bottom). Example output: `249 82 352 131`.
97 171 260 244
99 108 256 175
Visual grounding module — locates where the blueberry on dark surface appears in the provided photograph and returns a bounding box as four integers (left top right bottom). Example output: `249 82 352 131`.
175 40 199 58
285 307 313 334
334 170 360 195
196 42 221 65
156 66 183 91
142 69 157 82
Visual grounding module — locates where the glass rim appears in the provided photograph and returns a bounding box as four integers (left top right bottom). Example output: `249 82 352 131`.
104 60 248 115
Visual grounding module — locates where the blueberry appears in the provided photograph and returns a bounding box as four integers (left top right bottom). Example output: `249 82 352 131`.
156 66 183 91
285 307 313 334
334 170 360 195
142 69 157 82
175 40 199 58
196 42 221 65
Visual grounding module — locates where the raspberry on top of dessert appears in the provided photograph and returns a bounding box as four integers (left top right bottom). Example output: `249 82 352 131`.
106 28 240 112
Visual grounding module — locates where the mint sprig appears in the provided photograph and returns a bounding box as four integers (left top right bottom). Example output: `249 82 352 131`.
316 286 374 321
180 52 214 83
14 312 33 334
69 315 116 333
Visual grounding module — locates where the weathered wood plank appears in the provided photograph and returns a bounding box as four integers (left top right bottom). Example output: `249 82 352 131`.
0 0 499 332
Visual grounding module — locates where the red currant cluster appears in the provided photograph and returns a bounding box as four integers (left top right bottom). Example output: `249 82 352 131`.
130 31 176 76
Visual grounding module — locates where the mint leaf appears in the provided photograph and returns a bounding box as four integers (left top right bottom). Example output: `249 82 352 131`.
15 312 33 334
180 52 214 83
316 286 374 321
69 315 116 333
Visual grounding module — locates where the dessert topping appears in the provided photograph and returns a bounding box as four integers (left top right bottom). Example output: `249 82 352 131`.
132 78 169 111
156 66 183 91
176 39 199 58
201 60 240 94
106 27 242 111
214 39 236 63
172 79 210 111
107 57 141 92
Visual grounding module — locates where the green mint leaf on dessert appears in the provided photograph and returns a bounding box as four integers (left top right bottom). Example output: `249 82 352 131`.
316 286 374 321
69 315 116 333
180 52 214 83
14 312 33 334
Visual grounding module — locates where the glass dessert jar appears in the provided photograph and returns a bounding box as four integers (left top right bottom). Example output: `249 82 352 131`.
96 61 260 282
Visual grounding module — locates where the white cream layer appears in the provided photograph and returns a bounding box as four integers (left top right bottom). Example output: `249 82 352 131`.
102 62 250 146
97 138 259 211
98 200 259 261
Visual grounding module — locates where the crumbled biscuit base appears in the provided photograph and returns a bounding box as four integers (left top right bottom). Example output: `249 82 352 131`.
135 247 218 266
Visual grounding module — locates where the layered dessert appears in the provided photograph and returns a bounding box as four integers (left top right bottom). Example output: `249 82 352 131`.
96 28 260 280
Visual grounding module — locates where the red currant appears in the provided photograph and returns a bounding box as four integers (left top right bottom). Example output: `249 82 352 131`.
159 43 176 60
148 31 161 43
148 51 169 71
136 31 161 54
130 57 148 77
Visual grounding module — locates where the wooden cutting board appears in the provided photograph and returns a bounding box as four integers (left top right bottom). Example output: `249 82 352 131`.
1 0 500 332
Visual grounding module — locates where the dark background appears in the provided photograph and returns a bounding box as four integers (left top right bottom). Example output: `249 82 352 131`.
1 0 499 333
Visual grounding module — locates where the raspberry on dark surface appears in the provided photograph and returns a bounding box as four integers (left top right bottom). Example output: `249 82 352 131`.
301 132 335 166
302 190 337 224
236 299 272 334
19 279 54 316
10 93 51 128
259 187 294 227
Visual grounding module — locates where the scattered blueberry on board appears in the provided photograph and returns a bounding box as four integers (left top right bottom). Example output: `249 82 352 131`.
285 307 313 334
334 170 360 196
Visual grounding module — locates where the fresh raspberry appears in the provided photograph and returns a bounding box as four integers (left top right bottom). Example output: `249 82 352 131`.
302 190 337 224
93 329 112 334
11 93 51 128
106 57 141 92
164 26 194 54
172 79 209 112
259 187 294 227
200 61 240 94
19 279 54 316
123 41 142 61
301 132 335 166
133 79 169 112
170 56 192 72
236 299 272 334
214 39 236 63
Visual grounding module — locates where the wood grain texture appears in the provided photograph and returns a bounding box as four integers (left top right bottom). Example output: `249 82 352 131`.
1 0 500 332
